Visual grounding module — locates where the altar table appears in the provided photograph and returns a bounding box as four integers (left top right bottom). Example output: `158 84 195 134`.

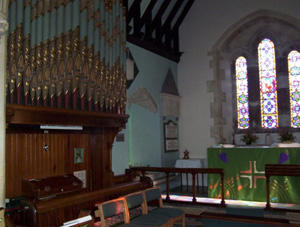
207 147 300 204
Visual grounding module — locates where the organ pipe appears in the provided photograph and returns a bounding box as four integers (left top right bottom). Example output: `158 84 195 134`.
6 0 127 114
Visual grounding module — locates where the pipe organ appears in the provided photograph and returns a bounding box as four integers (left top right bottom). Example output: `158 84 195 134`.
6 0 127 114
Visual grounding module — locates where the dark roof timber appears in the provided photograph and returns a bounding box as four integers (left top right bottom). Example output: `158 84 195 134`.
125 0 195 63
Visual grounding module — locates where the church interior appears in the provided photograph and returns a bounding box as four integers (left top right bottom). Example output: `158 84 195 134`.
1 0 300 226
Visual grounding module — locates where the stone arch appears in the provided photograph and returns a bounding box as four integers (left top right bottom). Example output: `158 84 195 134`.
207 9 300 143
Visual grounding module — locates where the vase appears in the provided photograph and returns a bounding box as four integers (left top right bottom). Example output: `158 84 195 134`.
282 140 292 144
246 141 252 145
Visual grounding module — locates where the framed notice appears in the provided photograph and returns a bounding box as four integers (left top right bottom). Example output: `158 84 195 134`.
73 170 86 188
74 148 84 164
164 121 178 152
165 139 178 152
164 121 178 139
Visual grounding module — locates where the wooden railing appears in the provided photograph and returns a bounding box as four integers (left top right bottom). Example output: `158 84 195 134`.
129 166 226 207
265 164 300 211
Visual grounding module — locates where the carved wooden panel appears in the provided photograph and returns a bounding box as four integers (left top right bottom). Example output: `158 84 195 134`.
6 133 92 198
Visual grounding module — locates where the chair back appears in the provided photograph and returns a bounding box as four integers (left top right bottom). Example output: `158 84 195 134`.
0 208 4 227
95 198 129 227
144 187 163 207
124 191 147 214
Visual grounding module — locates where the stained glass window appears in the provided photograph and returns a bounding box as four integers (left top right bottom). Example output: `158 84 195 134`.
288 50 300 128
236 56 249 129
258 38 278 129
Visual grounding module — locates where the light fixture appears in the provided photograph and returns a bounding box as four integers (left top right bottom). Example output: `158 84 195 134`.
40 125 83 130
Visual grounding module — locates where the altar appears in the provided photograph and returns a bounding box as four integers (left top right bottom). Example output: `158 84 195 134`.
207 147 300 204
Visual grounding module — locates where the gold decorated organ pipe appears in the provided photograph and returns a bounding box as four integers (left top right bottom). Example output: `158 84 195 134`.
104 0 110 112
64 1 73 109
120 5 126 114
35 0 44 106
7 1 17 103
42 0 51 107
49 1 58 108
108 0 113 112
72 0 81 110
30 0 37 105
23 0 31 105
56 0 65 108
115 0 121 113
86 0 95 111
16 0 24 105
93 0 101 112
79 0 88 110
99 0 106 111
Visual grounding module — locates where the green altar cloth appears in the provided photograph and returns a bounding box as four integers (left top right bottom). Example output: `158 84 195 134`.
207 147 300 204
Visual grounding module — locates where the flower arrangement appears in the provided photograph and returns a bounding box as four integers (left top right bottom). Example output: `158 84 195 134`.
279 128 295 143
241 130 258 145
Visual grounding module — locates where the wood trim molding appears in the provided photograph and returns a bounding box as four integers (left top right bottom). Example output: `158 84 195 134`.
6 104 129 129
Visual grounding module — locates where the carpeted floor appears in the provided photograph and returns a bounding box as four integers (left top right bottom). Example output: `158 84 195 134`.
161 194 299 227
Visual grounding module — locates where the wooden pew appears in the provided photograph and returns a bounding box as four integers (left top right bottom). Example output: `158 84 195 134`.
265 164 300 210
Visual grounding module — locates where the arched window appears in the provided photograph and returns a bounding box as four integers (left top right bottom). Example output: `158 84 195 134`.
258 38 278 129
288 50 300 128
235 38 300 131
235 56 249 129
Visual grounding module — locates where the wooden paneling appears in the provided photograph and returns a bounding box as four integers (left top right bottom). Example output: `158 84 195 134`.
6 133 94 198
6 104 129 226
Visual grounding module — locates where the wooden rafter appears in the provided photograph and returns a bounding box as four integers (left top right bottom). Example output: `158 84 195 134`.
141 0 157 41
125 0 195 62
162 0 184 50
172 0 195 35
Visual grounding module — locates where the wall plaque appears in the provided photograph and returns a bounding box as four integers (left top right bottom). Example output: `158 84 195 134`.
164 121 178 152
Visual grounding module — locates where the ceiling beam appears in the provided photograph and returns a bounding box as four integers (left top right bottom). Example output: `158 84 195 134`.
172 0 195 34
126 0 142 35
162 0 184 32
141 0 157 41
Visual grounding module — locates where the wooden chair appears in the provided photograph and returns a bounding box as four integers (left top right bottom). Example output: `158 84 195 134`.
124 191 172 227
0 208 4 227
95 197 146 227
143 187 185 227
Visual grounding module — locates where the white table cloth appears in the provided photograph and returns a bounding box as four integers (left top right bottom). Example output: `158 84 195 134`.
175 159 206 191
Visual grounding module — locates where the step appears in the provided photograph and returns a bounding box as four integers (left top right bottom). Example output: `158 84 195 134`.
143 172 181 192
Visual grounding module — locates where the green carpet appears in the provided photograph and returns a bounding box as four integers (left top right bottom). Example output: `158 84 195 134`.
226 206 264 217
201 219 280 227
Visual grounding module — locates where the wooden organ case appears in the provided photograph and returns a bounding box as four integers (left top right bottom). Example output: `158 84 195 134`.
5 104 144 226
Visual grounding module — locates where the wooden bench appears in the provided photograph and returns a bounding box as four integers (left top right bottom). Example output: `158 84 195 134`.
265 164 300 210
20 177 152 226
95 187 186 227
